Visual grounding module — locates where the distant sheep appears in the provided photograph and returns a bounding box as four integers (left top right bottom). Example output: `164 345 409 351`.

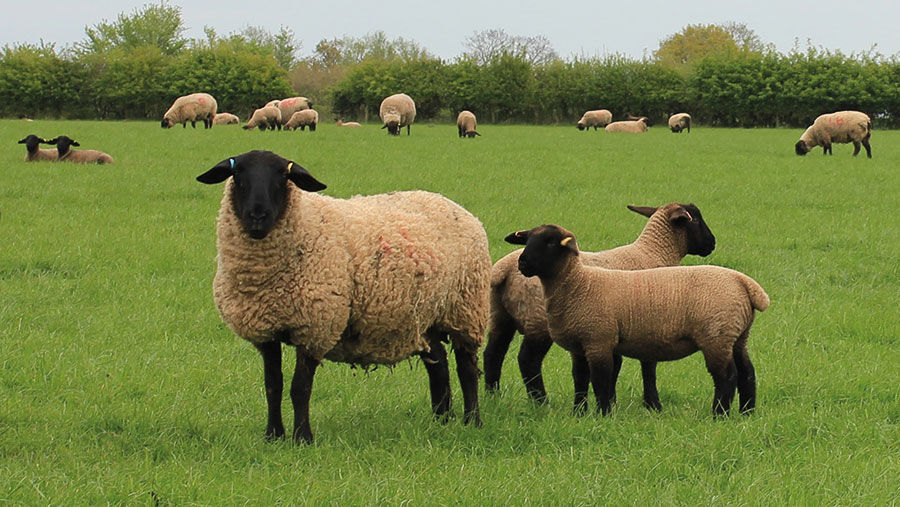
795 111 872 158
243 106 282 131
457 110 480 138
380 93 416 135
605 118 649 133
274 96 312 120
161 93 217 129
576 110 612 131
284 109 318 131
47 135 114 164
213 113 240 125
336 118 361 127
668 113 691 133
18 135 57 162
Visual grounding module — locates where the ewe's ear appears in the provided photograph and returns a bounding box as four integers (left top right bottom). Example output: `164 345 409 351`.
196 158 234 184
504 230 530 245
627 205 657 218
669 206 693 224
286 161 327 192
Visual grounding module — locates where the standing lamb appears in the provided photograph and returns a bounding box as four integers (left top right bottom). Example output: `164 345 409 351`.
273 96 312 121
161 93 217 129
284 109 319 131
46 135 114 164
18 135 57 162
457 110 480 138
605 118 649 133
213 113 240 125
380 93 416 135
243 106 282 131
795 111 872 158
485 203 716 408
668 113 692 133
576 110 612 131
506 224 768 417
196 150 490 444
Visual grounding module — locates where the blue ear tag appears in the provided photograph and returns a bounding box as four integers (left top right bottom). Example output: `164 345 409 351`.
229 158 235 169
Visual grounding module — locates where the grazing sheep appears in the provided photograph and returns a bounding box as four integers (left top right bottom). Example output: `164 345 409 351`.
161 93 217 129
273 96 312 121
284 109 318 131
457 110 480 138
243 106 282 131
336 118 361 127
213 113 240 125
576 110 612 131
485 203 716 407
380 93 416 135
196 150 490 444
668 113 692 133
264 99 281 108
46 136 114 164
605 118 649 133
18 135 57 162
795 111 872 158
506 224 768 417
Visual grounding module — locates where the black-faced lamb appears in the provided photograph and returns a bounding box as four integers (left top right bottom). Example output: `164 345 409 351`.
213 113 240 125
668 113 691 133
576 110 612 131
196 150 490 444
336 118 361 127
605 118 649 133
380 93 416 135
18 135 57 162
457 110 480 138
46 136 114 164
161 93 217 129
485 203 716 408
506 224 768 417
795 111 872 158
283 109 318 131
243 106 282 131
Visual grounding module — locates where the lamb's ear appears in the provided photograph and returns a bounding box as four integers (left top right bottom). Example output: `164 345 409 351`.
504 230 530 245
196 158 234 184
286 161 327 192
45 138 59 145
560 235 578 253
669 206 693 224
627 205 657 218
70 140 80 147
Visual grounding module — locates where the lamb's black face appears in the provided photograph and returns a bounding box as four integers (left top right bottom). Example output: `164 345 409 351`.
45 136 79 155
196 150 327 240
795 140 810 156
18 135 45 150
505 225 577 278
678 203 716 257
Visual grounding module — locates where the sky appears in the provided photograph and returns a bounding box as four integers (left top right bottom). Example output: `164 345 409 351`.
3 0 900 60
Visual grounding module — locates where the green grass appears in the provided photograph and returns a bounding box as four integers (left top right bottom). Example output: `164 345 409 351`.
2 119 899 505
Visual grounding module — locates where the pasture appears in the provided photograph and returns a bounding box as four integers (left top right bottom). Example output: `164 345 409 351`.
1 119 898 504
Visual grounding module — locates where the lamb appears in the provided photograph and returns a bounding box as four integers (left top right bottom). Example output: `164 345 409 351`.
795 110 872 158
18 135 57 162
273 96 312 121
213 113 240 125
196 150 490 444
668 113 692 133
161 93 217 129
485 203 716 408
336 118 361 127
457 110 480 138
605 118 649 133
283 109 318 131
379 93 416 135
243 106 282 131
46 135 114 164
576 110 612 131
506 224 768 417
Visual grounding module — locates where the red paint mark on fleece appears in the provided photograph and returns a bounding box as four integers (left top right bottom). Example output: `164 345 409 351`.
379 236 392 255
283 98 295 106
198 97 205 104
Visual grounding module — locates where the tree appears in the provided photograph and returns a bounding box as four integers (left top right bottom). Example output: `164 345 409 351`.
75 1 186 56
238 25 301 70
654 24 739 68
310 32 433 68
721 22 774 54
462 29 558 66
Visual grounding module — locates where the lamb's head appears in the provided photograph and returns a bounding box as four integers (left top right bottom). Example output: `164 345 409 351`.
505 224 579 278
18 135 48 152
45 136 79 156
628 203 716 257
381 114 401 135
196 150 327 240
795 140 811 156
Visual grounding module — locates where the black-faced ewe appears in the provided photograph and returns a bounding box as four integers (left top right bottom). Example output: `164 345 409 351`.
283 109 318 131
576 110 612 131
605 117 649 133
485 203 716 408
243 106 282 131
197 150 490 444
46 135 114 164
213 112 240 125
506 225 767 417
668 113 692 133
161 92 217 129
795 111 872 158
18 135 57 162
457 110 480 138
380 93 416 135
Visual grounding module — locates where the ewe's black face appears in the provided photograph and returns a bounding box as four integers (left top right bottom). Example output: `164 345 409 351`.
161 118 173 128
795 140 810 156
576 124 585 131
677 203 716 257
196 150 327 240
384 121 400 135
505 225 578 278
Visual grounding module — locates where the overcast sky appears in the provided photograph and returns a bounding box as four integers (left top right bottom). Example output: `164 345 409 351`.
3 0 899 60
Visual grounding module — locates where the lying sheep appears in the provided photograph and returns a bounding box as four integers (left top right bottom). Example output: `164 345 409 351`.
18 135 57 162
795 111 872 158
196 150 490 444
274 96 312 121
668 113 691 133
284 109 318 131
605 118 649 133
380 93 416 135
485 203 716 407
457 110 480 138
243 106 282 131
506 224 768 417
161 92 217 129
46 135 114 164
576 110 612 131
336 118 361 127
213 113 240 125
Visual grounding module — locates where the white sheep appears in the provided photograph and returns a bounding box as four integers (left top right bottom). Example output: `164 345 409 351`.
243 106 282 131
46 135 114 164
18 135 57 162
605 118 649 133
457 110 480 138
576 110 612 131
213 113 240 125
668 113 691 133
196 150 490 444
506 224 768 417
485 203 716 408
283 109 318 131
273 96 312 121
380 93 416 135
336 118 361 127
795 111 872 158
161 93 217 129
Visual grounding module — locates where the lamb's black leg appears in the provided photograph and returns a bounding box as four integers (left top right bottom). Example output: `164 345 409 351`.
610 354 623 404
518 335 553 403
483 310 516 394
641 360 663 411
255 341 285 440
572 353 590 415
705 352 737 417
455 347 482 427
421 331 451 421
290 349 319 444
588 354 615 416
190 120 197 128
733 343 756 414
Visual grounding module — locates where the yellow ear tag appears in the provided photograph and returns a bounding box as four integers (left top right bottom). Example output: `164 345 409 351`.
561 237 573 247
286 162 294 173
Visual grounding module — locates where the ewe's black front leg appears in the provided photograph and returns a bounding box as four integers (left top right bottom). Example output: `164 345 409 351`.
455 348 482 427
256 341 285 440
190 120 197 128
640 360 663 411
571 353 590 415
518 336 553 403
863 138 872 158
421 332 452 421
290 349 319 444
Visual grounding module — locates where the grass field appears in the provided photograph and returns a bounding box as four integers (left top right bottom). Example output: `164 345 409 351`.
2 119 899 505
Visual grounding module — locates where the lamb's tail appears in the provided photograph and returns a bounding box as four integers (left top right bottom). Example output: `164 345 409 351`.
739 273 770 312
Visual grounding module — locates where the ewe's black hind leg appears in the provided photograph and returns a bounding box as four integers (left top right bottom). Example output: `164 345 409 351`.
704 351 737 417
454 346 482 427
255 341 285 440
482 309 516 394
518 335 553 403
641 360 663 411
290 349 319 444
733 340 757 414
853 141 861 156
863 137 872 158
421 331 452 421
572 353 590 415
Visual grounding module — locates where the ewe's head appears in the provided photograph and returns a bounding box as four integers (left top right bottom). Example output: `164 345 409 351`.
381 114 401 135
161 117 174 128
18 135 48 150
576 122 586 131
628 203 716 257
505 225 579 278
45 136 79 155
795 140 811 156
196 150 327 240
